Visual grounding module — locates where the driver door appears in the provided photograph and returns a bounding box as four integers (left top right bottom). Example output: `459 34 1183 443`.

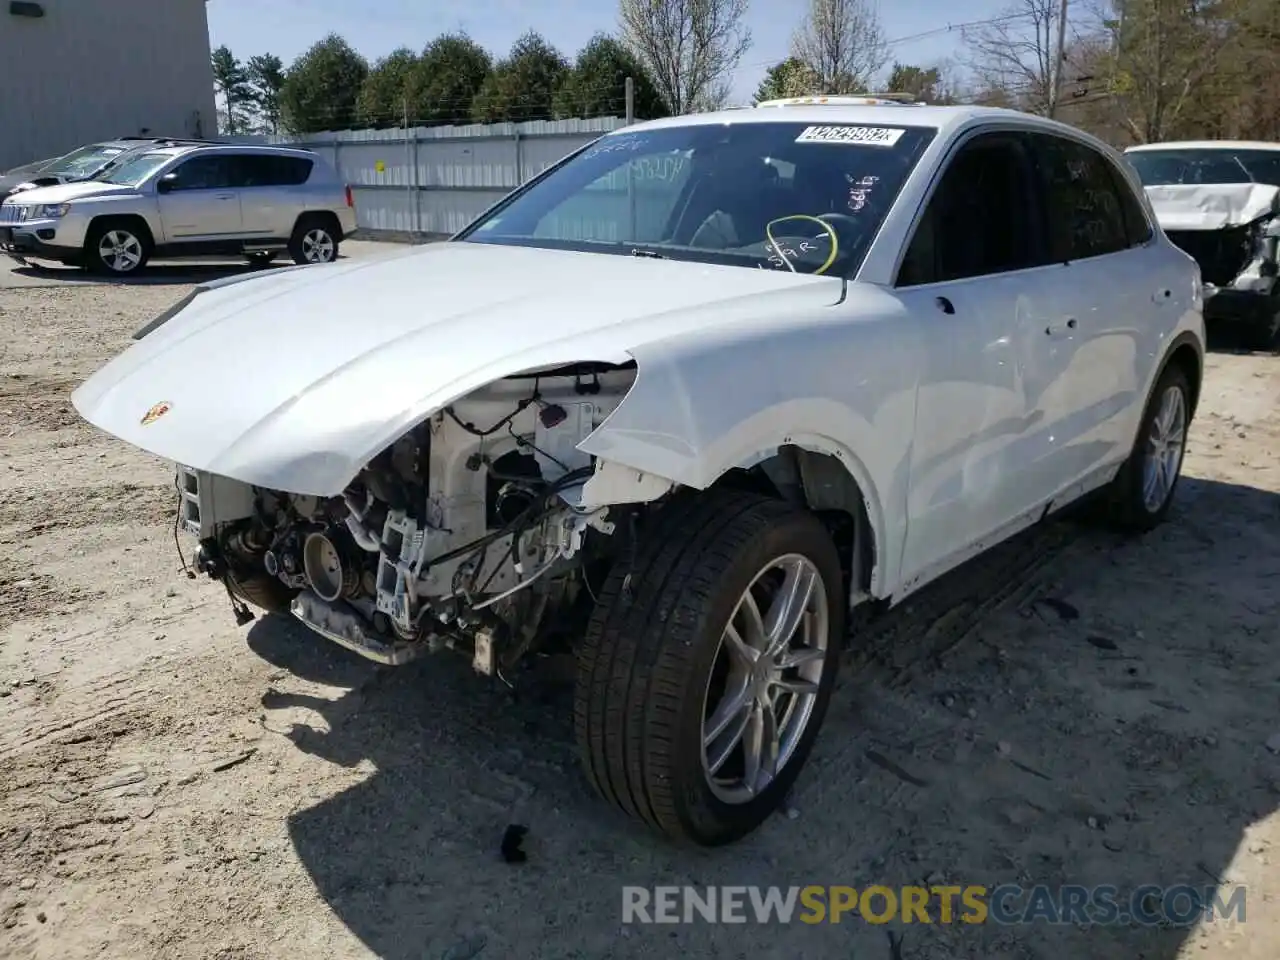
156 155 244 241
893 130 1069 588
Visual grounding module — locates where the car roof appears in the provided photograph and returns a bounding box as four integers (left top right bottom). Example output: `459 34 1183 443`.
126 143 319 160
1126 140 1280 153
615 102 1096 143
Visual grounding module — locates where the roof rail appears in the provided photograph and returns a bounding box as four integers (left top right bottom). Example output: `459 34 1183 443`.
756 92 926 108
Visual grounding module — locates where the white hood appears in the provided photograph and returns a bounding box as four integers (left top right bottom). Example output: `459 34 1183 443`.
71 242 844 496
1144 182 1280 231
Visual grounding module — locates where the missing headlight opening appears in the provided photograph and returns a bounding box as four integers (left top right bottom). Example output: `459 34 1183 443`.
180 361 667 673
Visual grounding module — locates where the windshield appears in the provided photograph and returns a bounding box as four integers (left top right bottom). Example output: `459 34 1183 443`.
43 144 128 178
93 152 173 186
1128 149 1280 188
457 120 937 276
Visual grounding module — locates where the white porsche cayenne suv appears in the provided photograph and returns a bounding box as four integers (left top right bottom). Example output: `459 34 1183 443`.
72 97 1204 845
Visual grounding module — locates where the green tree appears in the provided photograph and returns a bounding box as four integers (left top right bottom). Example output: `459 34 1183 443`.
885 62 943 102
210 45 253 134
471 31 569 123
405 33 493 125
280 34 369 133
553 33 667 120
246 54 286 134
357 48 420 128
754 57 820 102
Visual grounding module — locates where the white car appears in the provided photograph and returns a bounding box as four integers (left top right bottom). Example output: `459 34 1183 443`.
72 99 1205 846
1125 140 1280 349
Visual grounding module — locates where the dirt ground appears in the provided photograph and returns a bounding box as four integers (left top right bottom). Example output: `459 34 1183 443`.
1 264 1278 960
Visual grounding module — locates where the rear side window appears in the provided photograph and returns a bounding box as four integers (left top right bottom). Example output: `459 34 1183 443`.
1110 164 1153 247
1029 133 1130 262
237 154 314 187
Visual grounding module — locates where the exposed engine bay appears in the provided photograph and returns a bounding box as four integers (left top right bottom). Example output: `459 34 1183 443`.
175 362 669 676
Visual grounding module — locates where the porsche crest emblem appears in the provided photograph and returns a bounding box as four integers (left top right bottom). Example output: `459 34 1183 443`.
140 401 172 426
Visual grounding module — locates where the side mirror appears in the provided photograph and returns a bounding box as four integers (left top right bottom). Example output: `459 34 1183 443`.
156 173 178 195
1264 219 1280 239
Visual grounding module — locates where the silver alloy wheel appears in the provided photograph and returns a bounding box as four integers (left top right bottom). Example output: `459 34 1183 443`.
1142 384 1187 513
98 229 143 273
301 228 335 263
700 553 830 805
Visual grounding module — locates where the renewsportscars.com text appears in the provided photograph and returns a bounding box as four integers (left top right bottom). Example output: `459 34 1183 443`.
621 884 1246 927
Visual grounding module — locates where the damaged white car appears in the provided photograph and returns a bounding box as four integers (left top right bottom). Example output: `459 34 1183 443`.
73 101 1205 845
1127 140 1280 349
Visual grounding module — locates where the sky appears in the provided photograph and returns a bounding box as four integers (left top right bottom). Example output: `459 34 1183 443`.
205 0 1013 105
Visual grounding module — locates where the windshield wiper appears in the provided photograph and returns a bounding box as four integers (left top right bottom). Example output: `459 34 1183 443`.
630 248 667 260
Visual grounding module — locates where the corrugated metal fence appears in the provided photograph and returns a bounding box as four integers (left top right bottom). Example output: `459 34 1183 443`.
268 117 628 238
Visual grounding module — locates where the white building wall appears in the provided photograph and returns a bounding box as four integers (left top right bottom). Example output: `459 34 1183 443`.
0 0 217 170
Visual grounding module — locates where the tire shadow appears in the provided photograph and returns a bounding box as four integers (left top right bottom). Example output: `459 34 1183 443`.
247 476 1279 960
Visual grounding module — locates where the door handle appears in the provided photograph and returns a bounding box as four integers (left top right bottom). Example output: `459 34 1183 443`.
934 296 955 315
1152 288 1172 303
214 193 236 200
1044 317 1077 336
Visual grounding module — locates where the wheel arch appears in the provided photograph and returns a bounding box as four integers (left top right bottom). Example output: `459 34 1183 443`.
705 437 886 608
85 212 155 249
295 209 344 241
1161 332 1203 419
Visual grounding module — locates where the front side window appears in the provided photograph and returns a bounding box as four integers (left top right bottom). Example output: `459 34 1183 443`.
1030 134 1129 262
165 156 237 191
897 132 1042 286
1128 149 1280 188
457 120 937 277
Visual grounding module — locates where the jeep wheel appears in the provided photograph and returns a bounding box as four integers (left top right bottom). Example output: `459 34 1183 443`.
288 216 339 265
1104 363 1191 531
85 220 150 276
575 492 844 846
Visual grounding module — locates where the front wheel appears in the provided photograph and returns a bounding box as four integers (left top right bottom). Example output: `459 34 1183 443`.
574 492 844 846
85 220 150 276
245 251 278 268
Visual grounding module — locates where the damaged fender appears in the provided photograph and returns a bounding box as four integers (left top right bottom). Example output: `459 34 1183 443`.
576 306 921 598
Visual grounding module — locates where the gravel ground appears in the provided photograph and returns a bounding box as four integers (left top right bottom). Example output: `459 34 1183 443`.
1 271 1278 960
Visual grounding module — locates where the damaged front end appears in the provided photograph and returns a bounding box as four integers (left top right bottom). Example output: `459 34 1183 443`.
174 362 674 677
1145 181 1280 346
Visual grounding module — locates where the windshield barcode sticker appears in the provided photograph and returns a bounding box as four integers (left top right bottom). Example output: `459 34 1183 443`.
795 125 906 147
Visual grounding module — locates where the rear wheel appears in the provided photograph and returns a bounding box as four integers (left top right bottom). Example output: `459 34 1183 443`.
574 492 844 846
288 215 339 265
1103 363 1192 531
84 219 150 276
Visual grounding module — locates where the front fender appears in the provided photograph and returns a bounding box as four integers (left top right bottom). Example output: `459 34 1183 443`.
577 309 919 597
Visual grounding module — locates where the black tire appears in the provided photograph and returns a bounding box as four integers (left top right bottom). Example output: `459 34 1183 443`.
1102 362 1193 531
1247 297 1280 353
288 215 340 265
227 573 296 614
84 219 151 276
245 251 278 268
574 491 845 846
